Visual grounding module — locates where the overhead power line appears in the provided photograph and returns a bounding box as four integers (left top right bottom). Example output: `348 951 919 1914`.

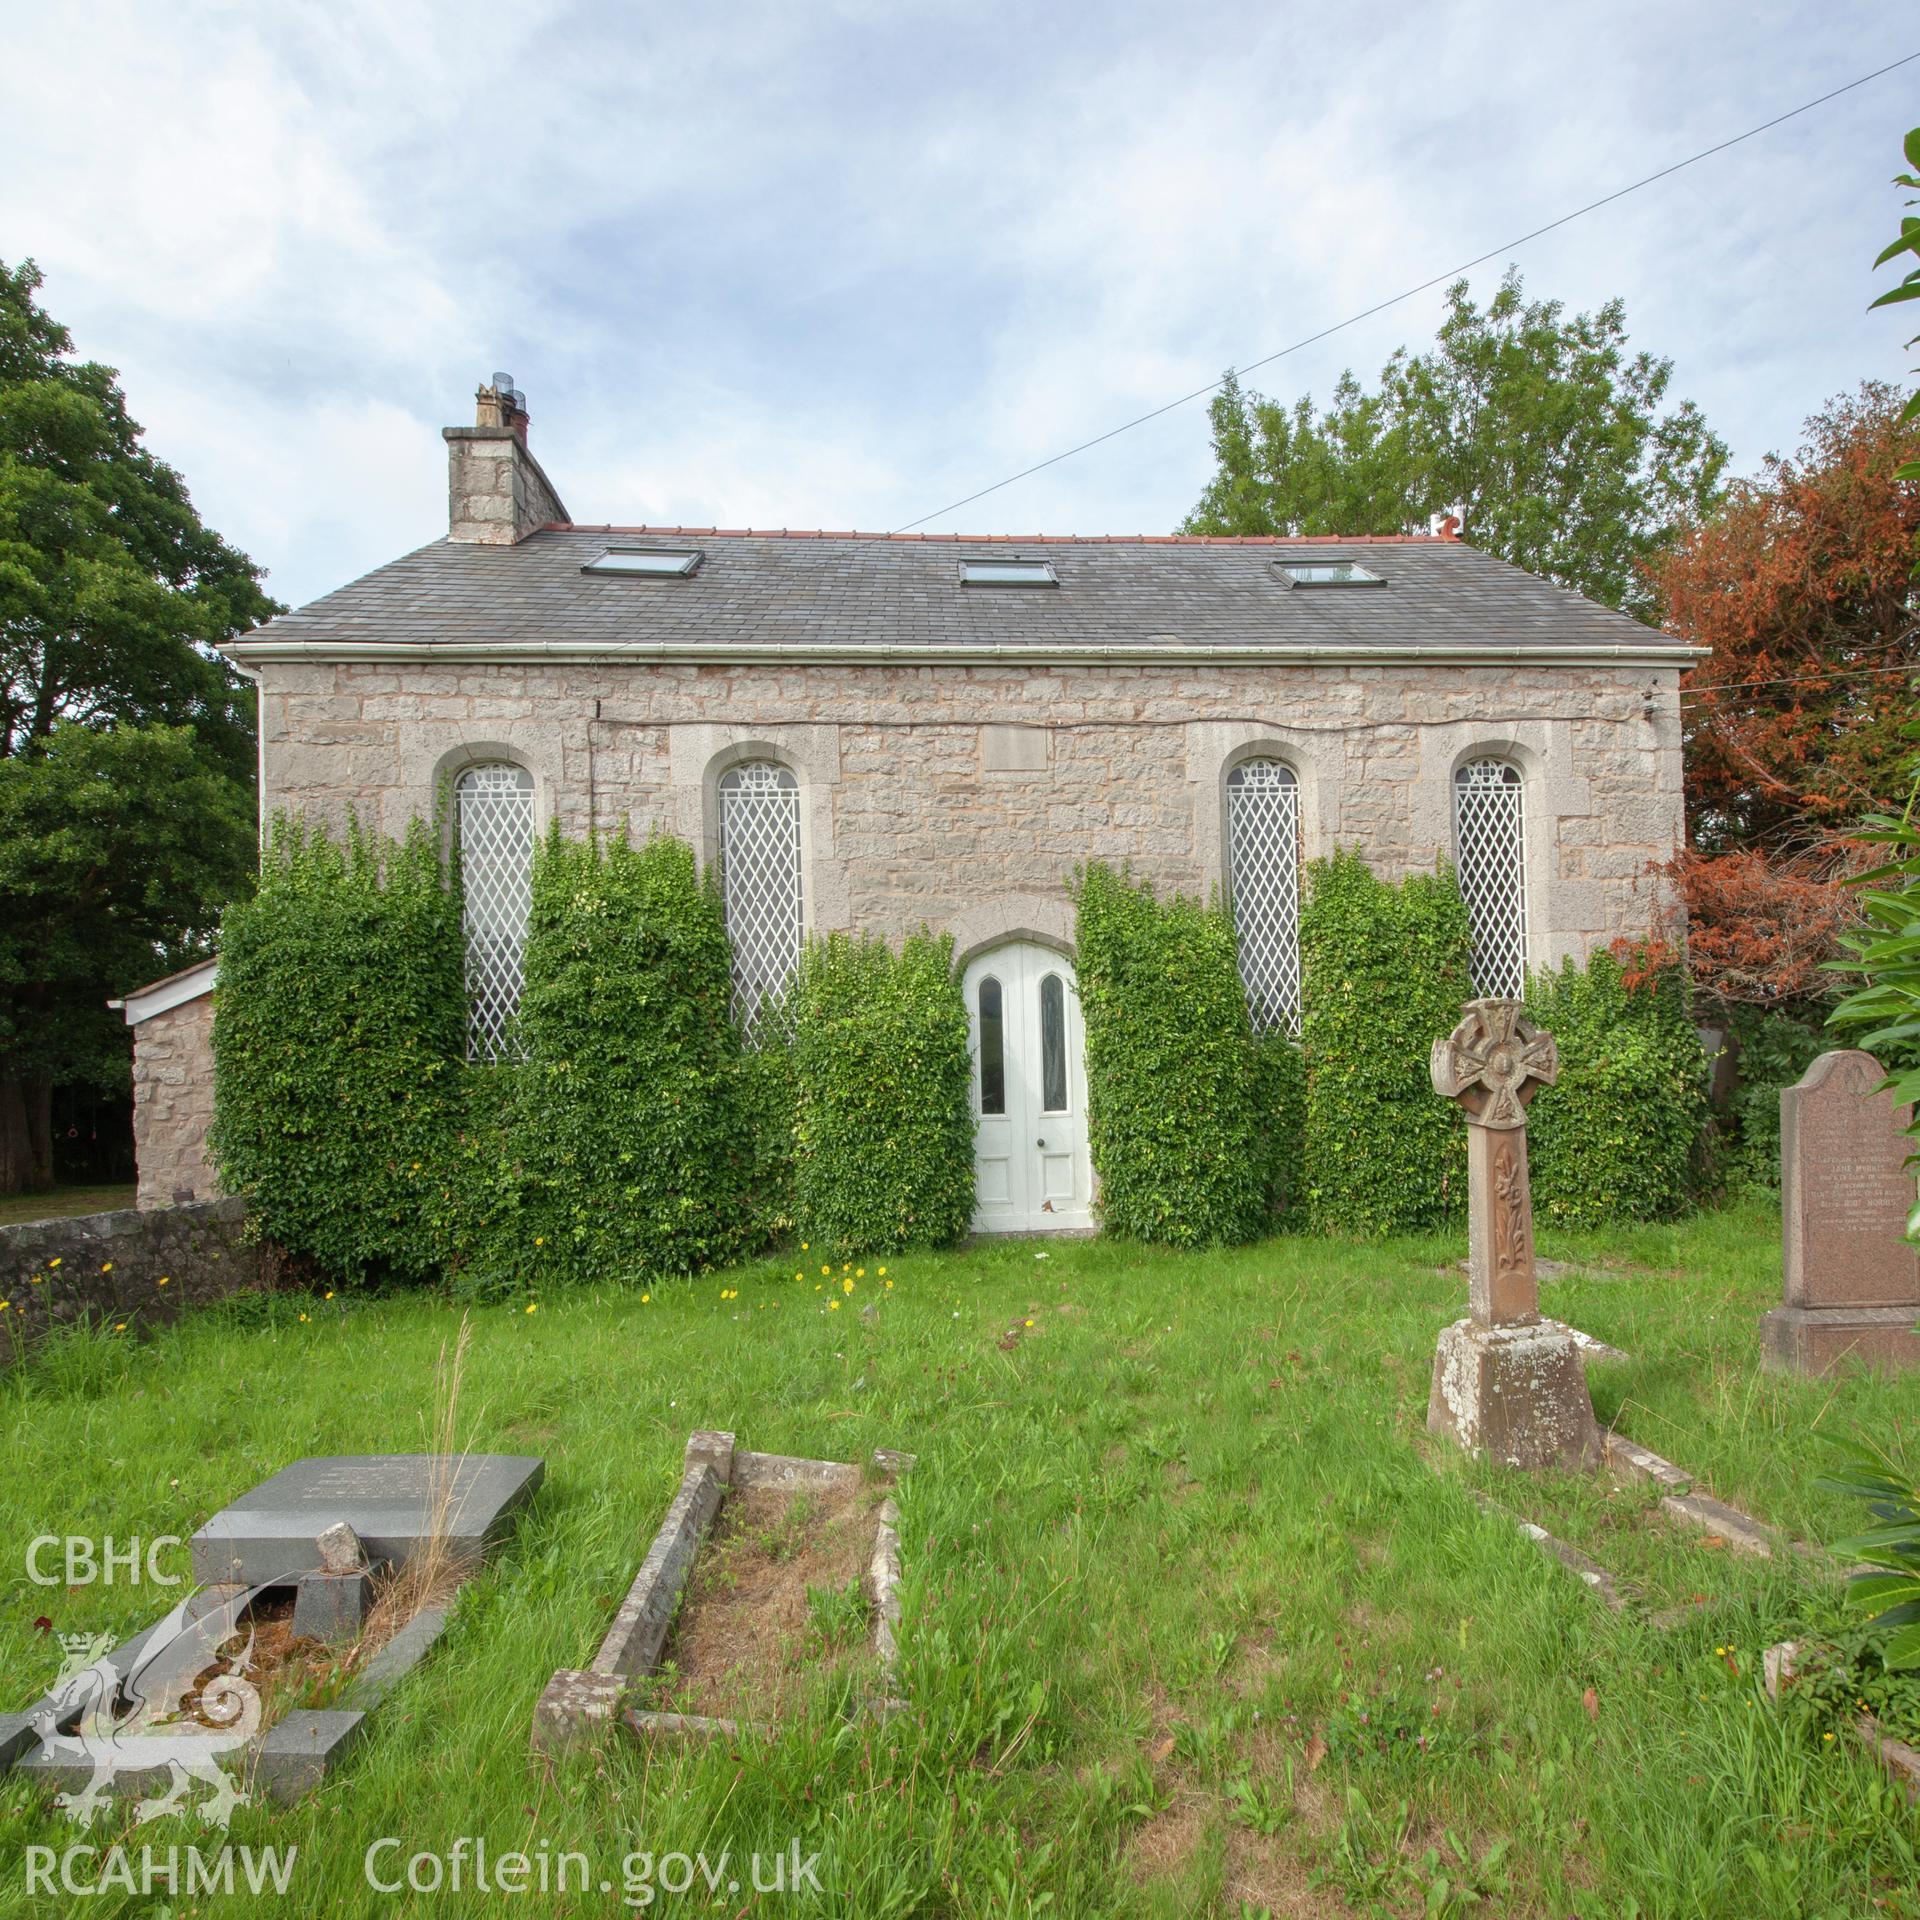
891 51 1920 535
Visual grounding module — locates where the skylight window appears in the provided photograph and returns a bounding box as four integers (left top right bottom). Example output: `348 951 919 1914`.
584 548 704 577
1275 561 1384 587
959 559 1058 588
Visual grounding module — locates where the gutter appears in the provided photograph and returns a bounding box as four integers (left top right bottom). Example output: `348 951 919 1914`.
222 639 1704 668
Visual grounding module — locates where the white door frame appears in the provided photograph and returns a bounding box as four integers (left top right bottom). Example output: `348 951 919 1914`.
962 941 1093 1235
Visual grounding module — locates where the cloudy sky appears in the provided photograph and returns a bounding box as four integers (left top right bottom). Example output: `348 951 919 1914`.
2 1 1914 608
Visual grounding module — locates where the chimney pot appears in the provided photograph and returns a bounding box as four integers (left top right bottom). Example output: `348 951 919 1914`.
445 377 568 544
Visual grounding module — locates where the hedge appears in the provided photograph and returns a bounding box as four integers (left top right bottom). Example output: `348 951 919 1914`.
1525 945 1709 1227
1298 849 1472 1235
790 930 974 1254
211 814 467 1284
458 829 757 1290
1074 862 1269 1246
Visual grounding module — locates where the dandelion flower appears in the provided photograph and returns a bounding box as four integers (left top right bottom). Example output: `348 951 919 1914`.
0 1302 9 1313
885 1279 894 1291
828 1300 840 1312
641 1293 651 1304
299 1313 309 1323
48 1257 60 1269
843 1278 855 1294
114 1321 125 1331
878 1266 887 1277
801 1242 810 1251
526 1303 539 1315
1824 1732 1835 1742
535 1236 546 1247
1025 1318 1034 1328
157 1275 170 1287
101 1262 113 1273
822 1265 831 1276
842 1263 851 1273
324 1290 334 1300
856 1268 865 1278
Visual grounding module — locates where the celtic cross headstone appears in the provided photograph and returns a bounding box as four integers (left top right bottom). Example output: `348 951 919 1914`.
1426 1000 1601 1472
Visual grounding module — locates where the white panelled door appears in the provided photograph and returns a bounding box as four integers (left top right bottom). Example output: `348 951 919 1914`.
962 942 1093 1234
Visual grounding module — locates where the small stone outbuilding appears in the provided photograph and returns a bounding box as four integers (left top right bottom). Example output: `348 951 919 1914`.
132 383 1699 1233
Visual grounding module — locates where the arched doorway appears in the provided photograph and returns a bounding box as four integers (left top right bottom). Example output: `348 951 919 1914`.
961 942 1093 1234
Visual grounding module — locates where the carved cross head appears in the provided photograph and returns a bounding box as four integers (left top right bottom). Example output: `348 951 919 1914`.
1430 999 1559 1130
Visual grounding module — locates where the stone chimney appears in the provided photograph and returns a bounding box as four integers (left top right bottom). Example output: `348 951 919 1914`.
443 375 570 544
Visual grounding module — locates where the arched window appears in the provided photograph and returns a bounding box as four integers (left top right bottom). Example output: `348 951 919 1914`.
1225 758 1302 1035
1454 758 1529 997
455 762 535 1062
718 761 803 1034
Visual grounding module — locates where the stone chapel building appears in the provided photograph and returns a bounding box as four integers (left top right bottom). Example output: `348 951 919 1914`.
123 382 1696 1232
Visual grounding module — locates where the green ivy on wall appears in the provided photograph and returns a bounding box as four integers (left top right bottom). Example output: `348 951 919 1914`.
460 829 758 1290
790 930 974 1255
1525 944 1709 1228
1074 862 1270 1247
1298 849 1472 1236
211 814 467 1284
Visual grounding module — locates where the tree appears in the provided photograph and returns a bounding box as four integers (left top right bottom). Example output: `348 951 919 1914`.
1665 385 1920 859
0 726 253 1190
1182 269 1727 621
0 259 274 1190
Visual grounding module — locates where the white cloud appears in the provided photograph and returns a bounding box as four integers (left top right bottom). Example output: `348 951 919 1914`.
0 0 1910 599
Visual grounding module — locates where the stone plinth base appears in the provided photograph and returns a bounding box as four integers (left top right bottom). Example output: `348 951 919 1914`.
1761 1305 1920 1376
1428 1318 1601 1472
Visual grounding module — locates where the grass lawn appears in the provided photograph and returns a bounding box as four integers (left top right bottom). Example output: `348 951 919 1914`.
0 1185 136 1229
1 1198 1916 1916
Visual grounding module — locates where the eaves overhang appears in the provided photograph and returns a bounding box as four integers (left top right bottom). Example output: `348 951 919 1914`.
222 639 1705 668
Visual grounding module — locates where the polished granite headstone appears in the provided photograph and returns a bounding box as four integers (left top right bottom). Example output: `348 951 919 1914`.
191 1454 544 1585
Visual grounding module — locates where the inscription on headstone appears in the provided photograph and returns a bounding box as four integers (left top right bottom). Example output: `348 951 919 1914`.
1763 1050 1920 1374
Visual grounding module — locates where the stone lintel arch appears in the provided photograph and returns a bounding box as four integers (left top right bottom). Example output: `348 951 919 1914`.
946 893 1077 974
1187 721 1335 897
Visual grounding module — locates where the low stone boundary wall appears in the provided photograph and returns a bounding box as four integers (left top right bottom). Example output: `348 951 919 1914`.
0 1198 263 1358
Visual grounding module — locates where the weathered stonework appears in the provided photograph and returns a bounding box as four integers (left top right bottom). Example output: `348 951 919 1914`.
0 1198 260 1361
255 656 1684 968
129 990 220 1209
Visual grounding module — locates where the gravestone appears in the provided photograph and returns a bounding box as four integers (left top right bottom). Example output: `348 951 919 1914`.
1426 1000 1601 1471
191 1454 544 1586
1761 1049 1920 1374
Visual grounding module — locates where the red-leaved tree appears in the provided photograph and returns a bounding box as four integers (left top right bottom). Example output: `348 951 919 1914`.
1655 383 1920 1011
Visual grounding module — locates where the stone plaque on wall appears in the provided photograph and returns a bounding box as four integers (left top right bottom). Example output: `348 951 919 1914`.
1763 1049 1920 1374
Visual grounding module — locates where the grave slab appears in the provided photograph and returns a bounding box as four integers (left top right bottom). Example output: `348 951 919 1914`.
191 1453 543 1585
254 1709 366 1803
1764 1050 1920 1374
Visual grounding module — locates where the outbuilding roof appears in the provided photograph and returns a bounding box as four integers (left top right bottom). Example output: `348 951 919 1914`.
222 526 1696 667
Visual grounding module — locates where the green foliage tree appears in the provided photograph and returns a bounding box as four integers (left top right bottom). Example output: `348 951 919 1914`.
0 724 255 1192
1073 862 1268 1246
1298 851 1471 1235
791 930 974 1255
1524 946 1709 1229
464 830 757 1289
1182 270 1727 622
0 258 274 1189
211 815 467 1283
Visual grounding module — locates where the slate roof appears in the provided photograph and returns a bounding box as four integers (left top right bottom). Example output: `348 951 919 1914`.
227 526 1688 659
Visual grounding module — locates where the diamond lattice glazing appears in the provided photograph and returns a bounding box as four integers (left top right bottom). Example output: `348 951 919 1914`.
1226 758 1302 1035
719 762 803 1036
1454 758 1529 998
456 763 535 1061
